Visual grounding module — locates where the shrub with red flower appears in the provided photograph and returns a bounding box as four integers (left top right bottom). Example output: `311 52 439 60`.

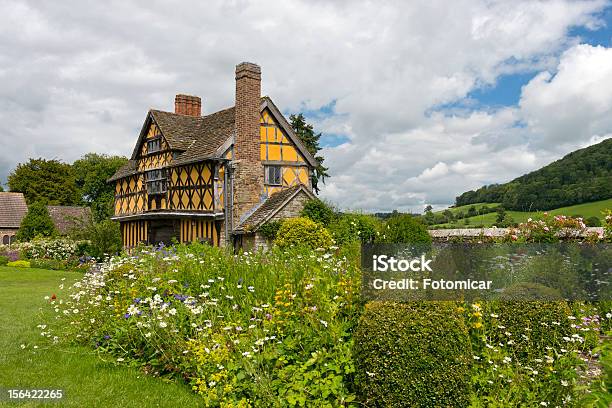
504 213 589 243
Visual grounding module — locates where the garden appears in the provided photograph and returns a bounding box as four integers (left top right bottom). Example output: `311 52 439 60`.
1 204 611 407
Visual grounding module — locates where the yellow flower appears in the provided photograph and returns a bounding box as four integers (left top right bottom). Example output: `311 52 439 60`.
473 322 483 329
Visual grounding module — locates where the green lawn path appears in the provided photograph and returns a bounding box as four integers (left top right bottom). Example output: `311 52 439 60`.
0 266 202 407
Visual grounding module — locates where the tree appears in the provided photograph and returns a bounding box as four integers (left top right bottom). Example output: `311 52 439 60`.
379 214 431 244
467 206 477 217
424 205 433 213
16 202 56 241
72 153 128 221
495 207 506 225
300 198 336 225
0 184 3 192
8 158 80 205
289 113 330 194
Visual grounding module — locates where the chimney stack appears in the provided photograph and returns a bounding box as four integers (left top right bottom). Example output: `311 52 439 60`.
233 62 264 226
175 94 202 117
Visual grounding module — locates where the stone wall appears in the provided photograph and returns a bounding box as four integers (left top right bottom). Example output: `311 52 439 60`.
0 228 18 245
429 227 605 241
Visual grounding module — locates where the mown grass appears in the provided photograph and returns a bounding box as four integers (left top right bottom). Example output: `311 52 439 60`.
0 266 202 407
432 198 612 228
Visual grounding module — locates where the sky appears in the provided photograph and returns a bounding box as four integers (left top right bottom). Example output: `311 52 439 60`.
1 0 611 213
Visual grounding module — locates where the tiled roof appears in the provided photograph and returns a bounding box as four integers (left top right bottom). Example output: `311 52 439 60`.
0 192 28 228
108 160 138 182
152 106 236 166
109 96 319 184
235 185 314 232
47 206 92 235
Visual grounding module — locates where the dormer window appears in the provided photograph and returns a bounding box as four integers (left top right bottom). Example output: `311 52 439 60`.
147 138 161 154
146 169 167 195
265 165 282 185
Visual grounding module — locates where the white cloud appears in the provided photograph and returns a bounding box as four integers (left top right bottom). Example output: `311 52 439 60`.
0 0 609 211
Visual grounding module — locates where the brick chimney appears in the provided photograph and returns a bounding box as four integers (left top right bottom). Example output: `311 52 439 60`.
233 62 264 225
175 94 202 116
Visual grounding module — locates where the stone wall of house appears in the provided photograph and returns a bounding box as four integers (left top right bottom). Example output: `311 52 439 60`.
267 190 311 223
0 228 18 245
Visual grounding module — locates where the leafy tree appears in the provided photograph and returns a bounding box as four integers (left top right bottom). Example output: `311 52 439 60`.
424 205 433 213
379 214 431 244
443 209 454 221
467 206 477 217
73 153 128 221
300 198 336 225
289 113 330 194
0 184 3 192
16 202 56 241
8 158 80 205
495 207 506 225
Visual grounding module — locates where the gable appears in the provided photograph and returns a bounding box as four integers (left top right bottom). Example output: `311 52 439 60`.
260 108 306 164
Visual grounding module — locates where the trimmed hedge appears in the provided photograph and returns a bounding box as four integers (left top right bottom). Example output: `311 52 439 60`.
354 301 472 407
498 282 563 301
0 255 8 266
490 300 572 361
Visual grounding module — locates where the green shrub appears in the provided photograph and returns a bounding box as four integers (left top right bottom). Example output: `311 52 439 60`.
300 198 336 225
490 301 572 361
258 220 282 241
329 213 380 245
0 255 8 266
498 282 563 301
274 217 333 250
379 214 431 244
354 301 472 407
16 201 56 242
7 260 31 268
86 220 122 259
585 216 601 227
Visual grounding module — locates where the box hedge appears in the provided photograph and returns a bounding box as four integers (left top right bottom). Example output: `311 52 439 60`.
354 301 472 407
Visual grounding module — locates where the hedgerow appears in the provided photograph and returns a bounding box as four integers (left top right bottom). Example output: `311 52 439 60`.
353 301 472 407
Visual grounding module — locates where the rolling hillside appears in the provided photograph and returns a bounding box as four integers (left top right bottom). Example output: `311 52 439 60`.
455 138 612 211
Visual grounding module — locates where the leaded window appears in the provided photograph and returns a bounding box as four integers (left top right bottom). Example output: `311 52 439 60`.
265 165 282 185
146 169 167 195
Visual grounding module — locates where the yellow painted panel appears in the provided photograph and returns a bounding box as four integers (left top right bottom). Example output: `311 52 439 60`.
260 144 267 161
202 165 211 183
283 145 298 162
204 189 212 209
161 198 166 209
190 167 198 184
171 169 178 184
298 168 309 184
172 193 179 208
268 144 281 161
181 193 189 209
283 168 296 186
180 169 188 185
260 126 267 141
150 199 157 210
193 191 201 208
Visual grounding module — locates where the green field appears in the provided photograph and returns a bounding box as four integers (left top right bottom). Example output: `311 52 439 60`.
0 266 201 407
432 198 612 229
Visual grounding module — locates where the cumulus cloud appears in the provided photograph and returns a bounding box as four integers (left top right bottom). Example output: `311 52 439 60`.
0 0 610 212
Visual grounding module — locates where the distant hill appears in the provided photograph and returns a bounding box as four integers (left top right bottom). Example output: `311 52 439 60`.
455 138 612 211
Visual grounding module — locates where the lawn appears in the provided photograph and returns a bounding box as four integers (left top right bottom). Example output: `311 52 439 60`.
432 198 612 228
0 266 202 407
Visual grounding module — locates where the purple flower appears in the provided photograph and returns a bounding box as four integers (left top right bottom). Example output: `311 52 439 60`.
133 298 141 304
265 313 272 320
124 313 131 319
104 335 111 340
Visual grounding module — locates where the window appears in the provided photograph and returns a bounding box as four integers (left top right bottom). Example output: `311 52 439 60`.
146 169 167 195
147 138 161 154
265 165 282 185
